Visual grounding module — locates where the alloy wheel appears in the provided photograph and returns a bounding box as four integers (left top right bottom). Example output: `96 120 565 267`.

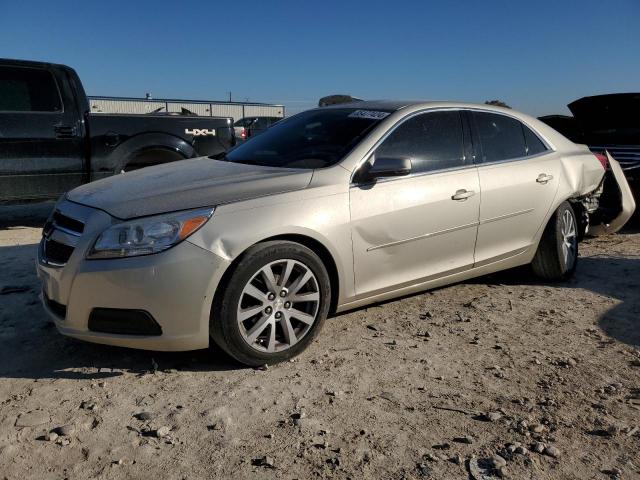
237 259 320 353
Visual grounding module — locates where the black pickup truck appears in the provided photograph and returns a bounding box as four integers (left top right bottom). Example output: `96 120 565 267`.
0 59 235 203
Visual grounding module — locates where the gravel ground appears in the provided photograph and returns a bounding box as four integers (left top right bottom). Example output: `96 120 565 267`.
0 204 639 480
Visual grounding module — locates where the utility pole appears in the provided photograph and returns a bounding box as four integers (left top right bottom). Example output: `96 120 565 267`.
228 91 232 102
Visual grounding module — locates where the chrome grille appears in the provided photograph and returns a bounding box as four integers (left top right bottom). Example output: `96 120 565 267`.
589 145 640 171
52 211 84 234
43 239 74 265
41 210 85 267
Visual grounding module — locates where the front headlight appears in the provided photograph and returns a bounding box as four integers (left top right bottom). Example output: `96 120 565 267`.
87 207 214 259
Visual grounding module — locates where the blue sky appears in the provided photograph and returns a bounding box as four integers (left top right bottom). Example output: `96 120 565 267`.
1 0 638 116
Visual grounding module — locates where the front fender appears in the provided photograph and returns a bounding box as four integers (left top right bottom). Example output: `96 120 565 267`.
187 191 354 303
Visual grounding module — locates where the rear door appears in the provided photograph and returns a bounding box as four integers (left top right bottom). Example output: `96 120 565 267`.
0 64 84 201
350 110 480 296
470 111 560 266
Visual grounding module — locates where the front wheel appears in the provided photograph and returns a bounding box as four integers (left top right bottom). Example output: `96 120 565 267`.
210 241 331 366
531 201 578 280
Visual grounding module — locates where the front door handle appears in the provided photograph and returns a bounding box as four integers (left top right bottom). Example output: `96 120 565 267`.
54 124 77 139
536 173 554 184
451 189 475 201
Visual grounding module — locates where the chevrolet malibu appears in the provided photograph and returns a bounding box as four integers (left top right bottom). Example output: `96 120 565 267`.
37 101 635 366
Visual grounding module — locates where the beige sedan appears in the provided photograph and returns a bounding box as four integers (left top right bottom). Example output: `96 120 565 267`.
37 101 635 366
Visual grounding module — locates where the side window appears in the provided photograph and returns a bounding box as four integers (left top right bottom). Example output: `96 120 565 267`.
0 66 62 112
375 111 466 174
522 124 548 156
473 112 526 162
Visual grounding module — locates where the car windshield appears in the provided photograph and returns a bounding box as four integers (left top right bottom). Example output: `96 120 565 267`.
219 108 390 169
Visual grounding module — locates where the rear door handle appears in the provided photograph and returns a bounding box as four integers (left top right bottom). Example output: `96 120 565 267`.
451 189 475 201
536 173 554 184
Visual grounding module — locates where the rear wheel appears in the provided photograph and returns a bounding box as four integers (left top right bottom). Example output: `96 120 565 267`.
531 201 578 280
210 241 331 366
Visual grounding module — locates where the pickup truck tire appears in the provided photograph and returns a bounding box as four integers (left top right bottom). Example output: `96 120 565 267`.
532 201 578 281
210 241 331 366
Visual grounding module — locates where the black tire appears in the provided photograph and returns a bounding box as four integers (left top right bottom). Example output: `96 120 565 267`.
210 241 331 366
531 201 578 281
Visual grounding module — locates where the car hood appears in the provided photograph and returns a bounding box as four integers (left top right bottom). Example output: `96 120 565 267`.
66 157 314 219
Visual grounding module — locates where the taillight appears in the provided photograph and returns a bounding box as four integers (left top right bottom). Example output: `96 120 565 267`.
594 152 608 169
241 128 246 139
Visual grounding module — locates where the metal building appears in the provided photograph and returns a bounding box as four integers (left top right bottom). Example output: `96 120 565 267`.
89 96 285 122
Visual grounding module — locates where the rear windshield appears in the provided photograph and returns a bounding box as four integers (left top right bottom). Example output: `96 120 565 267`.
220 108 390 169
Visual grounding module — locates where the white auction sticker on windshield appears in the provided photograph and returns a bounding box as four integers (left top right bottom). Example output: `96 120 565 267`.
348 110 390 120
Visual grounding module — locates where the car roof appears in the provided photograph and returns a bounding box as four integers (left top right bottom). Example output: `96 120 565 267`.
322 100 417 111
0 58 66 69
322 99 579 152
322 99 518 114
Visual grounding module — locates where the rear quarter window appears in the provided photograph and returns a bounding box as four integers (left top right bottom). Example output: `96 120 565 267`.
522 124 548 156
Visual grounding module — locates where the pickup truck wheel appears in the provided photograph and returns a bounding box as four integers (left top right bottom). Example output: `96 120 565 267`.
210 241 331 366
531 201 578 281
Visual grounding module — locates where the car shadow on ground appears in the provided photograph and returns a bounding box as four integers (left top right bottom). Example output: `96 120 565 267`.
469 255 640 348
336 252 640 350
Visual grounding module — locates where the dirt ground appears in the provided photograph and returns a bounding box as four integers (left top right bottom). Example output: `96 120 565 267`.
0 203 638 480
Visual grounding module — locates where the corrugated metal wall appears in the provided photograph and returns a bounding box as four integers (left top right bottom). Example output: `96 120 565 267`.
166 102 212 116
210 104 245 120
89 97 284 121
90 99 168 114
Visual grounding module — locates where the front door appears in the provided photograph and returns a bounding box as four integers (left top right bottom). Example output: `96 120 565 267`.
0 64 84 201
350 110 480 296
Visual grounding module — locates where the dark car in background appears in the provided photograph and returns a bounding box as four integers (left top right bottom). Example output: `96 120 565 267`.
233 116 281 142
568 94 640 191
0 59 236 203
539 93 640 198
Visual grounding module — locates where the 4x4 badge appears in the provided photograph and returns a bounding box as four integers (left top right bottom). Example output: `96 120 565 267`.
185 128 216 136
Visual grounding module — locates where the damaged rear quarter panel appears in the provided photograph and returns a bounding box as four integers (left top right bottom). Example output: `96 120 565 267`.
556 150 604 200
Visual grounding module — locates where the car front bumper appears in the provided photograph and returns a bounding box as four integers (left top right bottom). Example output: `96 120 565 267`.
36 200 230 351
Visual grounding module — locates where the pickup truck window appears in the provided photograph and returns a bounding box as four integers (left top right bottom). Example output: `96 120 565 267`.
0 66 62 112
224 108 387 169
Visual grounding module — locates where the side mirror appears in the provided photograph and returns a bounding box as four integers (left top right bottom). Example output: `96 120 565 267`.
355 156 412 183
